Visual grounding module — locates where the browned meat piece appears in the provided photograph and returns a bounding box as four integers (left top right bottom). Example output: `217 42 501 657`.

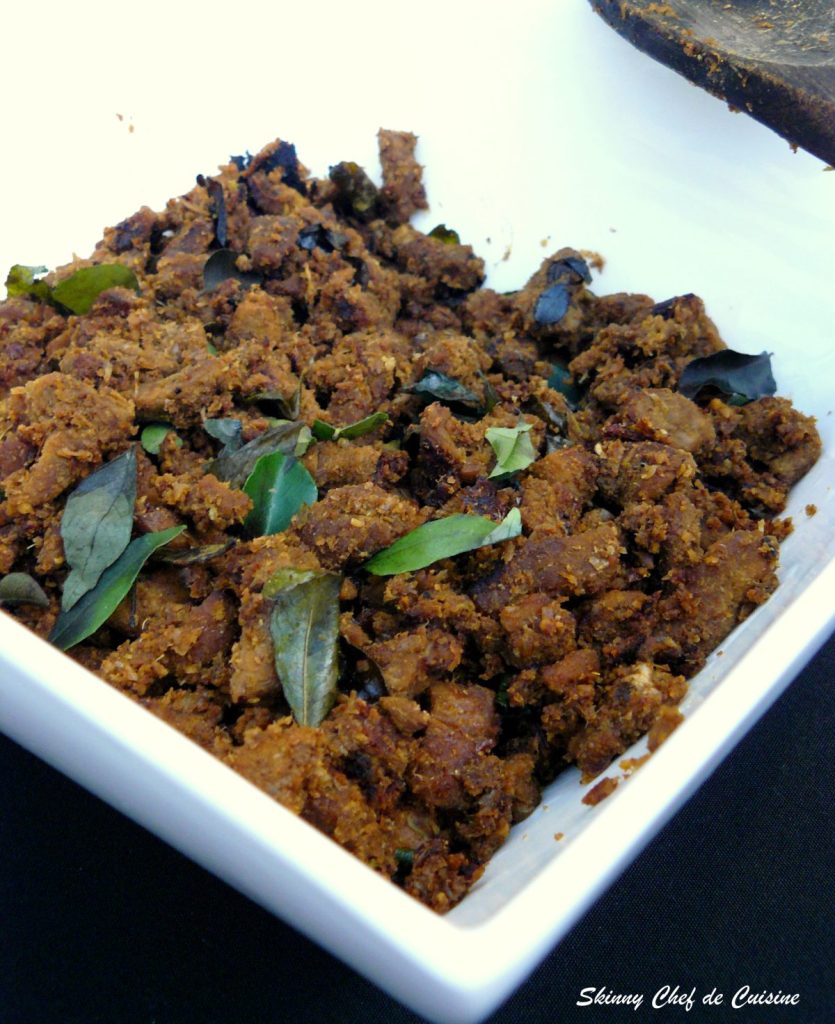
473 522 624 614
582 776 619 806
296 482 426 570
735 397 821 487
603 387 716 453
0 297 64 396
642 529 779 671
596 440 697 507
578 590 652 663
302 441 383 490
500 593 577 667
142 686 230 756
377 129 428 224
391 223 485 295
366 626 463 699
410 682 500 810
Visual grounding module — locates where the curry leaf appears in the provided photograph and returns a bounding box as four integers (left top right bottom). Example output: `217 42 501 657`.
678 350 776 404
0 572 49 608
49 525 186 650
203 249 263 292
140 423 179 455
404 371 482 410
154 540 235 565
428 224 461 246
486 421 537 478
51 264 140 314
329 161 379 220
547 363 582 408
364 508 522 576
207 420 312 488
533 282 571 326
5 264 50 302
311 411 389 442
547 255 591 284
243 452 317 537
265 568 342 726
60 448 137 612
204 417 244 454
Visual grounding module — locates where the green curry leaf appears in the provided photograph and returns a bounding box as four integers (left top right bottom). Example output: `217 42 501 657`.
51 264 140 314
485 421 537 478
49 525 186 650
243 452 318 537
60 448 137 612
364 508 522 576
5 264 51 302
403 371 482 411
265 568 342 727
140 423 180 455
311 411 389 442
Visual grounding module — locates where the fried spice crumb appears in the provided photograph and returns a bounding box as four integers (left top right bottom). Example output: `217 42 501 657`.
582 776 619 806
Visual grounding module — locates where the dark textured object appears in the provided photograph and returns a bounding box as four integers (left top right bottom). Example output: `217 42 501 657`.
589 0 835 165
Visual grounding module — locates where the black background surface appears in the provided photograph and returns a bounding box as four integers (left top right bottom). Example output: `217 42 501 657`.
2 635 833 1024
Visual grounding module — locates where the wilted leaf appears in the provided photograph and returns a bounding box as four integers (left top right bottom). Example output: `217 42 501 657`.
0 572 49 608
404 371 482 411
49 526 186 650
155 540 235 565
243 451 318 537
60 448 137 612
207 420 312 488
204 417 244 454
265 568 342 726
203 249 263 292
486 421 537 478
547 255 591 284
678 350 776 404
311 411 389 442
364 508 522 576
329 161 379 220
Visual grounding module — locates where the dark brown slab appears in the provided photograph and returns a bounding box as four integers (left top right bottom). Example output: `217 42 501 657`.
589 0 835 165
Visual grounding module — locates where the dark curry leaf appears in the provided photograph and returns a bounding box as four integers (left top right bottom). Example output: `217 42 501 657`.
252 140 307 195
243 451 317 537
547 255 591 284
329 161 379 220
208 420 312 488
264 568 342 727
404 371 482 410
6 264 50 302
428 224 461 246
486 421 537 478
248 374 304 420
49 525 186 650
547 363 582 408
311 411 389 442
678 350 776 404
0 572 49 608
60 448 137 612
651 293 695 320
197 175 228 248
533 282 571 326
203 249 263 292
154 539 235 565
298 225 347 253
364 508 522 576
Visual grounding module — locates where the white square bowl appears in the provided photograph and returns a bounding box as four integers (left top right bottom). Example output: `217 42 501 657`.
1 3 833 1022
